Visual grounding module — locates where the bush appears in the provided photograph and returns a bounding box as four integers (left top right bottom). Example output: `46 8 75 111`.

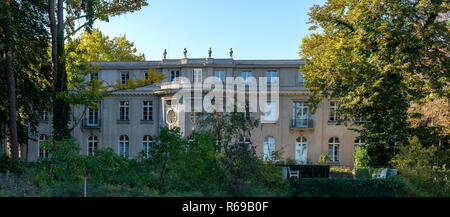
354 145 369 167
0 154 26 174
398 167 449 197
355 167 387 179
290 177 405 197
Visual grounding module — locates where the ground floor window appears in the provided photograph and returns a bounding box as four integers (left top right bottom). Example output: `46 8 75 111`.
328 137 340 162
88 135 98 156
119 135 129 158
263 137 275 161
142 135 152 158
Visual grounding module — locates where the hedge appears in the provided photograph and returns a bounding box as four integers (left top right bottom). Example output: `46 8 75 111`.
290 177 405 197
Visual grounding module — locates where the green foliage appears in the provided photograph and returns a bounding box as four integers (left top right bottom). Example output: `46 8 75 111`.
392 136 440 169
0 154 26 174
355 167 387 179
318 153 328 165
398 167 449 197
300 0 449 166
354 145 369 167
290 177 405 197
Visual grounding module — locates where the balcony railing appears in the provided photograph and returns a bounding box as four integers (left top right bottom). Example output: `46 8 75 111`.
81 118 101 129
291 118 313 129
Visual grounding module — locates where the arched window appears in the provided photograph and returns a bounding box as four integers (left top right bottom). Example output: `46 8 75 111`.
263 137 275 161
88 135 98 156
142 135 152 158
167 110 176 124
118 135 129 158
295 137 308 164
328 137 340 162
38 134 49 159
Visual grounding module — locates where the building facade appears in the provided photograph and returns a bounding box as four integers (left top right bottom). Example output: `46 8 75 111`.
24 57 360 165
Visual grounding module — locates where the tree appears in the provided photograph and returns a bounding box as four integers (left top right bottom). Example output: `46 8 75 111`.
48 0 149 141
300 0 449 166
62 29 163 129
0 0 52 159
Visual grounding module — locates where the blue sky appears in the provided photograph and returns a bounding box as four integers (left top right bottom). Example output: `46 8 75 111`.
93 0 326 60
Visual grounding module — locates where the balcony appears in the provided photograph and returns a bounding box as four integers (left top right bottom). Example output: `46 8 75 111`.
81 118 101 129
291 118 313 129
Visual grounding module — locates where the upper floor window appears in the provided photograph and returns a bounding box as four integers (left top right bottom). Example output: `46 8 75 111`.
87 135 98 156
328 137 340 162
118 135 129 158
119 100 129 121
263 101 277 122
143 101 153 121
329 101 338 122
90 72 98 81
242 71 252 84
142 135 153 158
292 102 310 127
171 70 180 82
298 71 304 85
120 72 129 84
263 136 275 161
39 110 48 121
193 68 202 83
38 134 49 159
87 101 100 126
266 70 277 85
215 70 225 83
190 112 199 124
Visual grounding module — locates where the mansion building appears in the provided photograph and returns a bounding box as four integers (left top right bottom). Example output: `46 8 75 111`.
3 57 362 165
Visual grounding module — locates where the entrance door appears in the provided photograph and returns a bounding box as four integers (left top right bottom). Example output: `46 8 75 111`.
295 137 308 164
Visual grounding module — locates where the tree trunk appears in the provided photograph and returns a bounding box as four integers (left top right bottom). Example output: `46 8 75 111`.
48 0 57 86
2 0 19 159
52 0 71 141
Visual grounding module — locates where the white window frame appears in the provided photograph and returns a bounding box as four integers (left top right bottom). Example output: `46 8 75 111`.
119 100 129 121
266 70 278 85
120 71 129 84
298 71 304 85
118 135 129 158
215 70 225 83
242 71 252 84
142 135 152 158
87 101 100 126
87 135 98 156
193 68 202 83
263 137 276 161
329 100 338 122
295 136 308 164
171 70 180 82
190 112 199 124
328 137 340 162
142 101 153 121
263 101 277 122
39 111 48 121
38 134 49 159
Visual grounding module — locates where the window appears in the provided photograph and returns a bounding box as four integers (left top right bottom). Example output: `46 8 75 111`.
295 137 308 164
144 72 148 80
39 111 48 121
263 137 276 161
239 137 251 145
354 138 365 146
38 134 49 159
292 102 310 127
142 135 152 158
90 72 98 81
329 101 338 122
167 110 176 124
298 71 304 85
263 101 277 122
266 71 277 85
87 135 98 156
120 72 129 84
193 68 202 83
118 135 129 158
190 112 199 124
119 101 129 121
328 137 340 162
143 101 153 121
87 101 99 126
242 101 250 121
242 71 252 84
170 70 180 82
215 70 225 83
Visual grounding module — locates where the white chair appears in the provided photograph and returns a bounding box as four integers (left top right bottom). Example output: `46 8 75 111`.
287 166 300 178
375 169 388 179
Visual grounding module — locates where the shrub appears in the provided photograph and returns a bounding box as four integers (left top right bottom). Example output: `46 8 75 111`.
290 177 405 197
0 154 26 174
354 145 369 167
398 167 449 197
355 167 387 179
